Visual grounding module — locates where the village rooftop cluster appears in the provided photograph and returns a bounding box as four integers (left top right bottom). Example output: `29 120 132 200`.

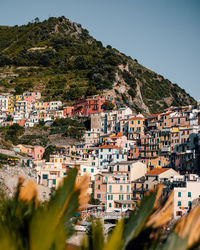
1 92 200 219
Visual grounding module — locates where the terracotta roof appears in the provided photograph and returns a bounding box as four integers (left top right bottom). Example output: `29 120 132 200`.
129 117 145 120
148 113 161 117
146 168 171 176
99 145 121 150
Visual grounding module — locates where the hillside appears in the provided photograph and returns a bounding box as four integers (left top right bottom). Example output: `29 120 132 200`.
0 16 196 113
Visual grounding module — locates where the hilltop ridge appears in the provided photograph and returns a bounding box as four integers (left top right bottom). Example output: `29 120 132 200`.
0 16 196 113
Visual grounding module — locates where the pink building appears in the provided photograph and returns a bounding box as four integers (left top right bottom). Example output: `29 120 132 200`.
22 92 41 103
170 114 190 127
73 95 115 116
22 145 45 160
63 106 74 117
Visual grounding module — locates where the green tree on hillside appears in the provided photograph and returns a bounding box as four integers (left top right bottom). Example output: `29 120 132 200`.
101 101 115 111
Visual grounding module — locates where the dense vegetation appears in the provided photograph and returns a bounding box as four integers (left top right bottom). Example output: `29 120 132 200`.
0 118 86 149
0 16 196 113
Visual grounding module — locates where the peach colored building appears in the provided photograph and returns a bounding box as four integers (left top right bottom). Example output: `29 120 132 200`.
94 173 107 206
128 116 145 140
18 145 45 160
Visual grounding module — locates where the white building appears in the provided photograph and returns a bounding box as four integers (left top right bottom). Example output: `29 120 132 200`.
14 100 32 118
83 131 100 148
0 93 10 112
98 145 127 169
79 164 100 194
50 101 62 110
174 179 200 219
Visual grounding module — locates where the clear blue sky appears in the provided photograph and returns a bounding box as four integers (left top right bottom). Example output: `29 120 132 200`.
1 0 199 100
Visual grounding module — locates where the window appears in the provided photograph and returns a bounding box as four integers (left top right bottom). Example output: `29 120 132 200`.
146 184 148 189
98 176 101 181
91 168 94 173
117 165 119 171
98 185 100 190
43 174 48 179
53 179 56 185
127 185 129 192
188 192 191 197
83 168 86 172
109 203 112 208
109 185 112 192
97 194 101 199
117 154 119 159
178 192 181 197
88 133 90 136
138 120 140 124
100 155 103 159
108 195 110 200
188 201 192 207
121 195 124 200
109 149 111 152
128 165 130 171
120 185 123 192
127 195 130 200
178 201 181 207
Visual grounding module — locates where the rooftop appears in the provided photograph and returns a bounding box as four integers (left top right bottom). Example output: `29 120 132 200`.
146 168 171 176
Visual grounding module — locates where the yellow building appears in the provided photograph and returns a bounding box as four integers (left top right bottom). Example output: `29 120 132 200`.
8 95 22 114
